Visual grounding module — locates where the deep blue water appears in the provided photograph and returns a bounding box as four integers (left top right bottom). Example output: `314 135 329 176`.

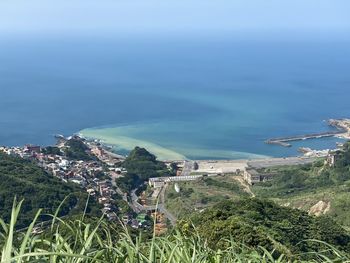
1 36 349 159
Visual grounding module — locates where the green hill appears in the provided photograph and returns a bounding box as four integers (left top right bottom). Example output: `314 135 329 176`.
1 198 349 262
253 142 350 228
181 198 350 259
116 147 172 191
0 153 99 228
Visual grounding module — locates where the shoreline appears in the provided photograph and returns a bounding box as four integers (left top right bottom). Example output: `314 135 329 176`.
78 119 350 162
4 117 347 163
78 127 270 161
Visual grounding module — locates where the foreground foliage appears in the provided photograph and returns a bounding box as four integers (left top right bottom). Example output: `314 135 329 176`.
181 198 350 260
1 200 350 262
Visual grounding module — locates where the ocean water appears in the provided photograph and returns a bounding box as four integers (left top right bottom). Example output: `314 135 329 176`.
1 36 349 160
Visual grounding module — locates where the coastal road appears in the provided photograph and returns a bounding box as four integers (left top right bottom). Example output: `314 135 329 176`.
158 184 176 225
131 188 144 213
104 149 126 160
248 156 317 169
110 174 129 203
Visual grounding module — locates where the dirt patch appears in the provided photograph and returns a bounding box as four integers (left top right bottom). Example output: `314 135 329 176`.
233 176 255 197
308 201 331 216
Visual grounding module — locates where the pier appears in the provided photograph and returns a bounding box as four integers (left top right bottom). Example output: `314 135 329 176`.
265 130 344 147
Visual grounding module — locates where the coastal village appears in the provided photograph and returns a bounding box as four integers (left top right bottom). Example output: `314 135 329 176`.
1 118 350 231
0 135 170 232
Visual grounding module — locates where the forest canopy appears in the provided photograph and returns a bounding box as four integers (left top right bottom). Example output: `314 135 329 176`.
0 153 99 228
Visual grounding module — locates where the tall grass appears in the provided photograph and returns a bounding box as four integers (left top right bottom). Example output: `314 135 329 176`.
0 199 349 263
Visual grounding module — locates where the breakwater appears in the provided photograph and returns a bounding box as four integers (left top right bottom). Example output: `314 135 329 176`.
266 119 349 147
266 131 344 147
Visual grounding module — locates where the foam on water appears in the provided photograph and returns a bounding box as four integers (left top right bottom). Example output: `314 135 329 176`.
80 124 271 160
80 127 186 160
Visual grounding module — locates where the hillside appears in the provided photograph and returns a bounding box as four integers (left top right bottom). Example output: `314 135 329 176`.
1 147 350 261
1 198 350 262
116 147 172 191
253 142 350 228
0 153 99 228
160 142 350 230
164 175 250 218
181 198 350 259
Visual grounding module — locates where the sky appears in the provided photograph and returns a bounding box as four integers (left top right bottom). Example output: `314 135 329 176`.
0 0 349 38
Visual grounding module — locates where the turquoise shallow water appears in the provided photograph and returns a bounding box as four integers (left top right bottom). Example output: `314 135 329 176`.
0 37 349 159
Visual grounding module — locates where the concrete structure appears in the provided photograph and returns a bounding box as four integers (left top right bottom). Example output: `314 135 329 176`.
149 175 203 188
195 160 248 174
247 156 315 169
325 150 344 167
243 169 275 185
243 169 260 185
149 179 165 188
24 145 41 153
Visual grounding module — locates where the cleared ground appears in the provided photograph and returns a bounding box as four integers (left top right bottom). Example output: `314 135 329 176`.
164 174 250 219
192 157 316 175
193 160 247 174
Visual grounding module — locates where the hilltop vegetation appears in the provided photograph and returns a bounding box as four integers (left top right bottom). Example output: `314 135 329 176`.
0 153 100 228
116 147 172 191
63 137 96 161
181 198 350 259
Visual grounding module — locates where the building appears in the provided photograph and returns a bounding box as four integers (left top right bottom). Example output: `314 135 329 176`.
325 150 344 167
148 174 203 188
243 169 261 185
24 145 41 153
243 169 275 185
148 178 165 188
136 213 148 226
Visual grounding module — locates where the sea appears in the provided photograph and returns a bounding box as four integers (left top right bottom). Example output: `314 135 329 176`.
1 36 349 160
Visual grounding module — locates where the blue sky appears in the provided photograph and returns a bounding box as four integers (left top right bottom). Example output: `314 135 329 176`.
0 0 349 37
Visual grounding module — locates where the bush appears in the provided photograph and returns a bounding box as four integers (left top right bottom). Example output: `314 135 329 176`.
1 199 350 262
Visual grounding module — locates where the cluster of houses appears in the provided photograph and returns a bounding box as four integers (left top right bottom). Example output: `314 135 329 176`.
0 144 41 158
0 139 125 222
89 179 119 221
1 137 164 230
121 213 149 229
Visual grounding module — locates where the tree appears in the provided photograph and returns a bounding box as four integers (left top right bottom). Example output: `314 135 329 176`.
180 198 350 258
116 147 170 191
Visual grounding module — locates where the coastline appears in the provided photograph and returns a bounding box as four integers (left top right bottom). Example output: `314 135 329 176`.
79 127 270 161
79 127 187 161
79 118 350 161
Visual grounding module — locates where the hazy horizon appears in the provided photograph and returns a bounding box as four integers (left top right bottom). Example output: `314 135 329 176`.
1 1 350 159
0 0 349 40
